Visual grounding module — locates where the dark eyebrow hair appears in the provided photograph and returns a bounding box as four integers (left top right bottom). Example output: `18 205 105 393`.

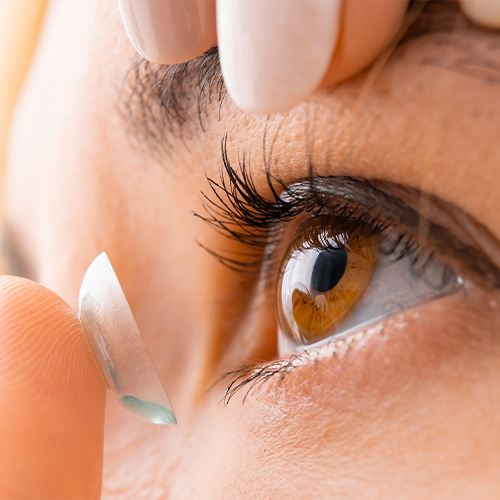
119 46 223 155
119 1 499 153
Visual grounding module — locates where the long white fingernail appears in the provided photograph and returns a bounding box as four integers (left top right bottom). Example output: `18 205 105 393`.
117 0 217 64
217 0 341 113
458 0 500 29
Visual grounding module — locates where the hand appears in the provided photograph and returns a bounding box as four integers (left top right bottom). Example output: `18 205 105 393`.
117 0 408 113
0 276 106 499
116 0 500 113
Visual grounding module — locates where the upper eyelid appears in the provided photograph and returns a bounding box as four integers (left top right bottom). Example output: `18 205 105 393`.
196 140 500 291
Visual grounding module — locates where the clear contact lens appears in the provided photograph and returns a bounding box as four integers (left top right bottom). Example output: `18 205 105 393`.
78 252 176 425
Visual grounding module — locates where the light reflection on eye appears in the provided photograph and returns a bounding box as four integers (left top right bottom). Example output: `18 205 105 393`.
277 215 463 354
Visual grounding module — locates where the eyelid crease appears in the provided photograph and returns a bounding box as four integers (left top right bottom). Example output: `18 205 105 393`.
375 181 500 287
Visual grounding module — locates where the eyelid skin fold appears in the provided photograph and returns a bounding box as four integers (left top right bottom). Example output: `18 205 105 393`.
78 252 177 425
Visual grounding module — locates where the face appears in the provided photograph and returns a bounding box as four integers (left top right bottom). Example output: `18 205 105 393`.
5 1 500 498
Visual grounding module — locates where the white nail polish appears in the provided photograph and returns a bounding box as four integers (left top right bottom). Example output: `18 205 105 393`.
217 0 341 113
458 0 500 29
117 0 217 65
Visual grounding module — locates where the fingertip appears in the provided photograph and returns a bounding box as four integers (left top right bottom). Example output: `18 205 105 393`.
217 0 342 113
117 0 217 65
0 275 107 499
319 0 409 88
458 0 500 30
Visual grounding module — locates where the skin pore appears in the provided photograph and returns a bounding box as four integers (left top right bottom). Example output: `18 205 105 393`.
4 1 500 498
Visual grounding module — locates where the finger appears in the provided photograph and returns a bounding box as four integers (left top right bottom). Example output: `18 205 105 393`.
0 276 107 499
117 0 217 65
319 0 409 89
458 0 500 29
217 0 342 113
217 0 409 114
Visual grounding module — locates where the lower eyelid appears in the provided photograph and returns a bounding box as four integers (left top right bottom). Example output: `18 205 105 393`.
223 287 492 407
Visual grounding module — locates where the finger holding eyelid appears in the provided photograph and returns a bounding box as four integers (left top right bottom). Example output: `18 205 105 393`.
217 0 410 113
117 0 409 112
117 0 217 65
458 0 500 30
318 0 410 90
217 0 342 113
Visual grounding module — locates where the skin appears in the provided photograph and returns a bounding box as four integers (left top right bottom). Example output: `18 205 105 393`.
2 1 500 498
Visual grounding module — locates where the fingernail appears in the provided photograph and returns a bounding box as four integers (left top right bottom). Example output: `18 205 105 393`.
79 252 177 425
217 0 341 113
458 0 500 29
117 0 217 64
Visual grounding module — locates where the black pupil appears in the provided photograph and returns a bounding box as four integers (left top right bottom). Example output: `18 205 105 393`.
311 246 347 293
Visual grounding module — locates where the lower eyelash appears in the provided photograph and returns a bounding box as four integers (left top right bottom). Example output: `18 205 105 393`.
215 325 374 405
214 358 301 406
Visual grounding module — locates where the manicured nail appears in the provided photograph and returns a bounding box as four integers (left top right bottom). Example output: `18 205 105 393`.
117 0 217 64
458 0 500 29
217 0 342 113
79 252 177 425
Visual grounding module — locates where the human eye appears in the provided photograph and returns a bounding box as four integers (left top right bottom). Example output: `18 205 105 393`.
277 211 461 354
199 140 500 399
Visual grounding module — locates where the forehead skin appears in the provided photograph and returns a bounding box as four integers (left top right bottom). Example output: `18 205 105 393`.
5 1 500 499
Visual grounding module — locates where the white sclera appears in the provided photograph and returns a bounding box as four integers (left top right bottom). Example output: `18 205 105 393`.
78 252 176 425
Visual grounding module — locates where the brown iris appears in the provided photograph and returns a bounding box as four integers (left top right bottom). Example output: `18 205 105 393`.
278 216 379 345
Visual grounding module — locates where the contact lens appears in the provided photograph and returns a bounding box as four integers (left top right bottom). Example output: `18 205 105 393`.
78 252 176 425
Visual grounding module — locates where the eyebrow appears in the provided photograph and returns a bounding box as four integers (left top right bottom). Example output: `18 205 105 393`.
120 46 222 154
119 1 498 151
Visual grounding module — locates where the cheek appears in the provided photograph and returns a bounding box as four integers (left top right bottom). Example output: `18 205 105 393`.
185 290 500 498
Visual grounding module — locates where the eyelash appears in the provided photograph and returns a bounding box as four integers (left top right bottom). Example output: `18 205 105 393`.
196 136 439 285
198 137 462 404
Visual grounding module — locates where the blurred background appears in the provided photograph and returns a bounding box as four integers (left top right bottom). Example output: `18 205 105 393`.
0 0 47 272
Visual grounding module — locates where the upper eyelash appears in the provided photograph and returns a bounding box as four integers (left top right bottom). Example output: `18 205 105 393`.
195 136 439 281
194 135 305 273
